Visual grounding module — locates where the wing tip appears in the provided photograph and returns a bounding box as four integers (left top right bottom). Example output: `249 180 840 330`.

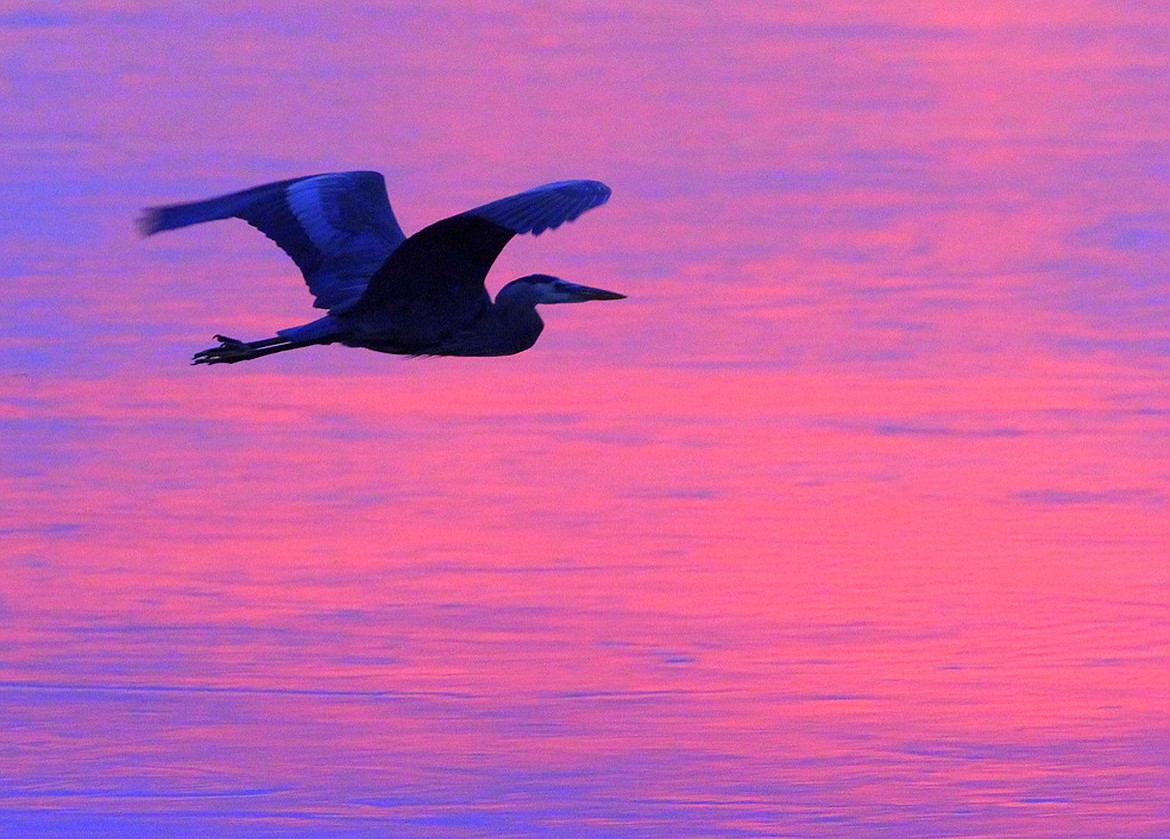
587 179 612 200
529 179 612 236
136 207 166 237
551 178 612 202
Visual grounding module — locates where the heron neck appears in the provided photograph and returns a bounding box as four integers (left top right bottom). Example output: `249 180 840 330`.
490 295 544 354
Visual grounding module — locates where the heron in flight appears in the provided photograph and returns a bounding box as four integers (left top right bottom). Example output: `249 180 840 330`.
138 171 623 364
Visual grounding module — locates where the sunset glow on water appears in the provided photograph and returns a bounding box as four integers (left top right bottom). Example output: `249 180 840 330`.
3 3 1170 836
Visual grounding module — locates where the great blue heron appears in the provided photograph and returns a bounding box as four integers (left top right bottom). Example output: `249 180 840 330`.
138 171 623 364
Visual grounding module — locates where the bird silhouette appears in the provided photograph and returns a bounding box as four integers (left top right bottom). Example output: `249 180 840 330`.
138 172 623 364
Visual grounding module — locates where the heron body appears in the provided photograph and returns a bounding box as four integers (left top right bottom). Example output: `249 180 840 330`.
138 172 622 363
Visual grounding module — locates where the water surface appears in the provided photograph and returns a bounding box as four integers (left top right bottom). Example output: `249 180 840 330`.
3 3 1169 836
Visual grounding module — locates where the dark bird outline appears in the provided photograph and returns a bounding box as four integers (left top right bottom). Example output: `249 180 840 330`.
139 172 623 364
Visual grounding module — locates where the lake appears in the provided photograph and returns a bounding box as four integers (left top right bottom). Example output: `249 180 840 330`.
2 3 1169 836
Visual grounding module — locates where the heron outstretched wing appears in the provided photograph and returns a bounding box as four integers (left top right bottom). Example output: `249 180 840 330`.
351 180 610 342
458 179 612 236
138 171 407 312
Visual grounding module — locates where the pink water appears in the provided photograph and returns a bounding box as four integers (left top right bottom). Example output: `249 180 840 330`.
2 3 1169 836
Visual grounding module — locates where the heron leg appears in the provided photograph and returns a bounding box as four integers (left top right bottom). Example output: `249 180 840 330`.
192 334 311 365
218 334 286 349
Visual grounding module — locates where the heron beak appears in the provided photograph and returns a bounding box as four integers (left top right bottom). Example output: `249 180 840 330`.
566 283 626 301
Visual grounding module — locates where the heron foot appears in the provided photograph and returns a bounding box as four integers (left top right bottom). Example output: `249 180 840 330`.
192 335 257 365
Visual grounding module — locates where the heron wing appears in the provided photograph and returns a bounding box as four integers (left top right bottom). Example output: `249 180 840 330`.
138 171 407 312
351 180 610 342
458 179 612 236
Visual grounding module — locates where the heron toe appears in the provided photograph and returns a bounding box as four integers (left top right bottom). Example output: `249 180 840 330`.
193 337 253 365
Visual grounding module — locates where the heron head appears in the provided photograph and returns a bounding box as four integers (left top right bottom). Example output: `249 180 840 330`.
512 274 626 305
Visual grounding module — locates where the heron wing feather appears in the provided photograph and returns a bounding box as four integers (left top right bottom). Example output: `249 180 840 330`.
350 180 610 347
462 179 610 235
138 171 407 312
